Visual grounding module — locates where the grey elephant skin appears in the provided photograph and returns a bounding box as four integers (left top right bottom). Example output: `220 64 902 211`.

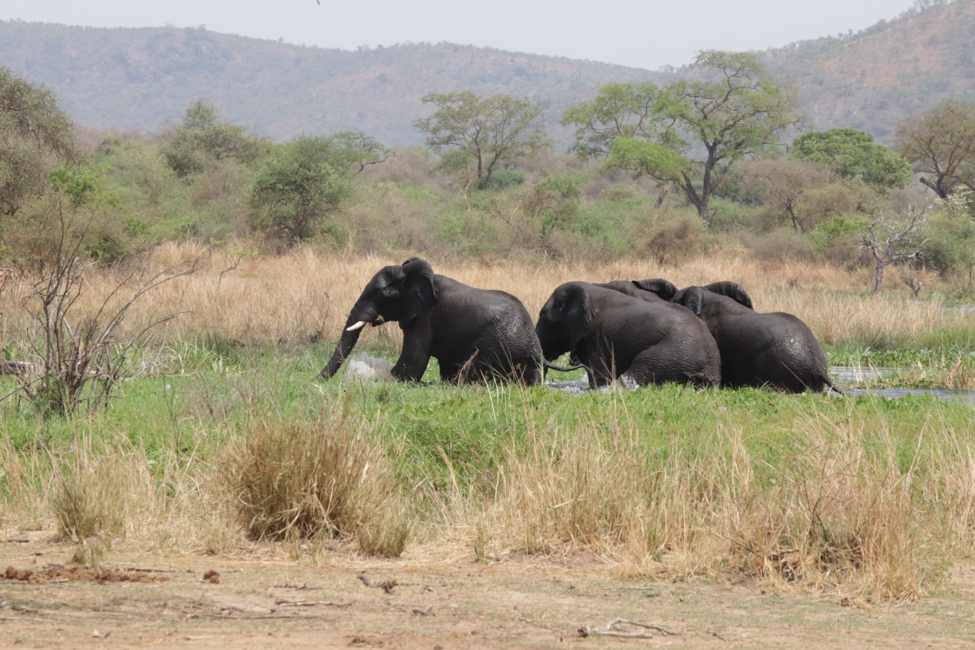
595 278 678 303
668 281 840 393
319 258 542 384
536 282 721 389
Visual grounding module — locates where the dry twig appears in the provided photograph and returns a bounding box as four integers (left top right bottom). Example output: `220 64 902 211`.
579 618 680 639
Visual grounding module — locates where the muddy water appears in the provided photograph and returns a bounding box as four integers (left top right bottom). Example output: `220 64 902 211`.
545 367 975 403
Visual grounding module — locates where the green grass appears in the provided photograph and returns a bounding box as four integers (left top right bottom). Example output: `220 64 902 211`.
2 341 974 599
1 342 966 485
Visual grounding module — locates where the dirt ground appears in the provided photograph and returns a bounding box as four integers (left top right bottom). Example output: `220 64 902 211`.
3 528 975 649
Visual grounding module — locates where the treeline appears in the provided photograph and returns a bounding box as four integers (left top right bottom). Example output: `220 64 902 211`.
1 55 974 297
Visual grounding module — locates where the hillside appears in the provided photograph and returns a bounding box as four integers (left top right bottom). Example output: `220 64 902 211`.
761 0 975 138
1 1 974 147
0 21 661 147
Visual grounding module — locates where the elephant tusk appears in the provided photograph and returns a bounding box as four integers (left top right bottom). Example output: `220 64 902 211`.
346 320 367 332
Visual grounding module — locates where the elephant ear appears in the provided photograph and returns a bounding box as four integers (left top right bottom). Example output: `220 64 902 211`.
703 281 754 309
562 284 595 345
673 286 705 316
632 278 677 301
399 258 438 327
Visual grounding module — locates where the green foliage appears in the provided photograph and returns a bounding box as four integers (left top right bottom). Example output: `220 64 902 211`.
1 165 134 266
0 65 77 216
479 169 524 191
792 128 913 190
522 175 583 241
161 98 265 178
924 187 975 282
894 98 975 200
564 51 802 226
327 131 391 173
413 91 550 185
808 214 870 258
249 136 352 244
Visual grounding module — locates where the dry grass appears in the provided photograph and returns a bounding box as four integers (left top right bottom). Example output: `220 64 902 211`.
3 244 975 600
438 400 975 602
0 243 967 353
218 399 410 557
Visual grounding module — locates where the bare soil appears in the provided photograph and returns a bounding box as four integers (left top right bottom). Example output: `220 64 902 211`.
3 532 975 649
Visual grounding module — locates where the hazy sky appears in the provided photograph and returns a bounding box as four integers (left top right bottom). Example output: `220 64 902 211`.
1 0 920 70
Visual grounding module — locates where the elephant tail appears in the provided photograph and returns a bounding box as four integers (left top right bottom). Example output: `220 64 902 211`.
544 360 586 373
823 375 845 396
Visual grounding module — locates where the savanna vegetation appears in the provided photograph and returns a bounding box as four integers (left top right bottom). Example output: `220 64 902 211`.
2 48 975 612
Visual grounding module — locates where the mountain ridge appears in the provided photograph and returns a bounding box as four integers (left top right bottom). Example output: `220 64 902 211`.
1 1 973 147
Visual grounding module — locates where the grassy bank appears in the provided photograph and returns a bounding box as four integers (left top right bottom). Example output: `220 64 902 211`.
2 247 975 604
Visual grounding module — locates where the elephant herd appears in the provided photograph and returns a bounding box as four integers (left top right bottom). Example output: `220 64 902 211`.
319 258 842 395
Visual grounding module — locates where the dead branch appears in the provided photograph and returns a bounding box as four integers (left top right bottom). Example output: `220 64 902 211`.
273 599 352 608
579 618 680 639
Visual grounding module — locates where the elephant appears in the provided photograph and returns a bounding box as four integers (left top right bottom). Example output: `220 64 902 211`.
663 281 841 394
595 278 678 303
536 282 721 389
319 258 543 384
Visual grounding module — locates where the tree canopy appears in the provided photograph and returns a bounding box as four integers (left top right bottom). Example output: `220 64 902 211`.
413 92 550 187
791 128 913 191
894 98 975 200
249 136 351 244
564 51 802 226
162 98 265 178
0 65 78 216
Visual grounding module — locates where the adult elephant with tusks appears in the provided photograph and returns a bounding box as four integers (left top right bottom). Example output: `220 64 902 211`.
536 282 721 389
319 258 544 384
663 281 842 394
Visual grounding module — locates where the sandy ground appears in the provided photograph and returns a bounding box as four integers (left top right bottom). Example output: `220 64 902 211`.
3 529 975 649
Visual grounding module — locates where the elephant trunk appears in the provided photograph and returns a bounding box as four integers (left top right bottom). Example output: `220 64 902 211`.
318 300 377 380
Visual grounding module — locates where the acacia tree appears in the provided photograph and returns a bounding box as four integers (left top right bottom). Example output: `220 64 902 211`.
413 92 550 187
0 65 78 216
746 159 839 233
857 202 930 295
893 98 975 200
328 131 391 173
563 51 801 227
791 128 913 191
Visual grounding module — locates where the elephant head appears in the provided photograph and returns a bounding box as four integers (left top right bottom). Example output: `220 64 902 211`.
672 281 753 316
319 258 437 379
631 278 679 301
702 281 753 309
535 283 595 362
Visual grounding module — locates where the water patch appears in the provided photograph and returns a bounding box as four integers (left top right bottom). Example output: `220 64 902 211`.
344 353 394 381
844 388 975 403
828 366 908 382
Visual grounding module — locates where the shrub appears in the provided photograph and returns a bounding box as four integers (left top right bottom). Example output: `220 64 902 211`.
220 408 410 556
646 216 708 265
479 169 524 191
53 446 131 542
746 228 816 264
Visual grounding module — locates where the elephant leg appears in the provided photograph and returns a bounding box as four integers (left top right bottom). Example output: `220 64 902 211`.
625 349 693 387
439 362 460 383
392 329 432 382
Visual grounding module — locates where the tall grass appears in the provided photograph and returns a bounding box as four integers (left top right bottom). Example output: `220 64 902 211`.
2 246 975 600
2 380 974 600
218 400 410 557
0 244 971 353
442 394 974 602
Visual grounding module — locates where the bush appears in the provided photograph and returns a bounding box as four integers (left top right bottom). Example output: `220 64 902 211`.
220 410 410 556
53 446 131 542
479 169 524 191
646 216 708 265
746 228 816 264
249 137 352 244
